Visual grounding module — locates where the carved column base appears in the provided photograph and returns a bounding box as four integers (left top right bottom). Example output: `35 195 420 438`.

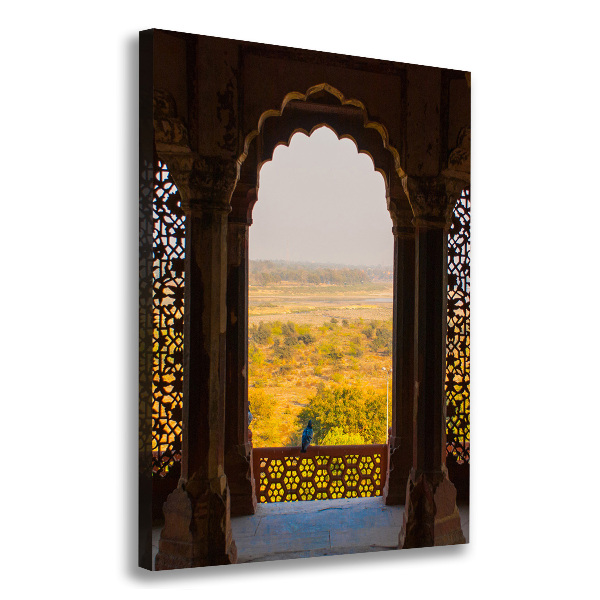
399 467 465 549
225 442 256 517
155 474 237 570
383 436 410 505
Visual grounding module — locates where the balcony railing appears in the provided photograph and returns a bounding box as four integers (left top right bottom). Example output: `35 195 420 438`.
253 444 388 503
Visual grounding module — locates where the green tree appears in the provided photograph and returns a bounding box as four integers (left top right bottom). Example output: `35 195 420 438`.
322 427 366 445
297 384 387 445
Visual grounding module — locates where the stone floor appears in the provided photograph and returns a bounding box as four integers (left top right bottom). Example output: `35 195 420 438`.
151 497 469 567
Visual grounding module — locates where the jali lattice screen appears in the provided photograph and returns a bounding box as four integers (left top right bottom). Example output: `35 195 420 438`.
152 162 185 476
253 446 387 503
446 189 471 463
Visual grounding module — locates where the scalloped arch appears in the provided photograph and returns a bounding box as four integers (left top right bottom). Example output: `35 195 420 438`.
263 123 388 190
237 83 406 187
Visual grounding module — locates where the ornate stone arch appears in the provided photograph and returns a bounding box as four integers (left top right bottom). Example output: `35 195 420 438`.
236 83 410 216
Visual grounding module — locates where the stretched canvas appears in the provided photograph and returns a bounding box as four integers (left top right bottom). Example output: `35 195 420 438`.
139 28 470 571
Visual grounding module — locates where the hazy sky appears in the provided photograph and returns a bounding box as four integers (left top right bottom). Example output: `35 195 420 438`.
250 127 393 267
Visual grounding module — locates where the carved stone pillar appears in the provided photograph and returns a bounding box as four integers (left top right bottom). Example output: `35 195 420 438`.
383 207 415 506
225 187 258 516
398 176 466 548
155 156 238 569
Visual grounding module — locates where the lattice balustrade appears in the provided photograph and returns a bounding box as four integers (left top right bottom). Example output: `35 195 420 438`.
446 189 470 463
152 161 186 476
253 445 388 503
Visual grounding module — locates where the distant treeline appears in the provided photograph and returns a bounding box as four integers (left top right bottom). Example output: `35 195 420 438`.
249 260 392 286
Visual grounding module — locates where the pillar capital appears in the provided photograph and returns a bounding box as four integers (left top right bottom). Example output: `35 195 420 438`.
390 211 415 239
402 176 459 229
188 155 238 207
156 151 238 216
388 197 415 239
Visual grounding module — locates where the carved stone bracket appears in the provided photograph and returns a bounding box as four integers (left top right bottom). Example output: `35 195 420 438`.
390 214 415 240
403 176 461 229
388 196 415 238
443 127 470 183
155 152 238 217
188 156 238 208
154 89 190 149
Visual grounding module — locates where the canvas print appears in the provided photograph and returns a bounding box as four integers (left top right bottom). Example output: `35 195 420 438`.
139 29 470 571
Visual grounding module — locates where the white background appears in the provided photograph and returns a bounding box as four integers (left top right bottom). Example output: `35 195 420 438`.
2 1 599 597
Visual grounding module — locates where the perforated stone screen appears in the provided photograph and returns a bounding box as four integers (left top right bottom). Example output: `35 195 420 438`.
446 189 470 463
151 162 185 476
253 445 388 503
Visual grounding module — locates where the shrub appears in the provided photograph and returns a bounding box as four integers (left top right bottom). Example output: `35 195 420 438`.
251 321 272 344
319 343 343 363
281 321 296 337
278 364 293 375
348 343 363 358
248 344 265 365
298 332 316 345
283 335 298 348
370 326 392 355
273 342 293 361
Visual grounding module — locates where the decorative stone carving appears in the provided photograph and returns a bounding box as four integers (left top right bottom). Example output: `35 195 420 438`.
387 195 414 237
188 156 238 208
402 176 458 227
153 90 239 211
155 153 238 215
448 127 470 173
154 89 190 148
443 126 470 191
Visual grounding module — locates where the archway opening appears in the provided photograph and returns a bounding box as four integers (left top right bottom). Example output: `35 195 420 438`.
247 126 394 452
